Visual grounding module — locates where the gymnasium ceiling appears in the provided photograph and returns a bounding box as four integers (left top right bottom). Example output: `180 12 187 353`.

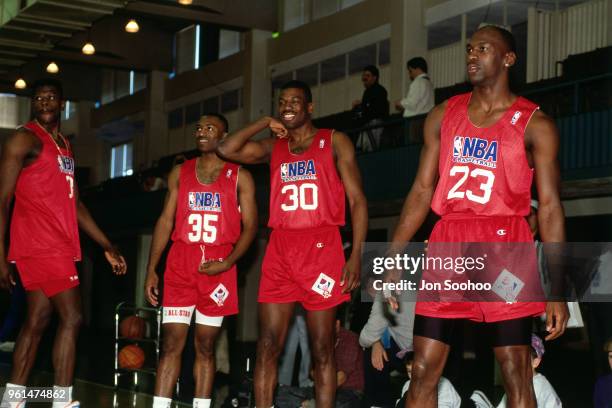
0 0 277 96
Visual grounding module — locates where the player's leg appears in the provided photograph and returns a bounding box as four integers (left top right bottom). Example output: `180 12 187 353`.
254 302 295 407
405 315 456 408
491 317 536 407
193 313 223 405
9 289 53 384
49 286 83 386
305 306 337 408
155 322 190 398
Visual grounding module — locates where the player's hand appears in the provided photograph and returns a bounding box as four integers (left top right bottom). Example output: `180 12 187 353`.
144 271 159 306
371 341 388 371
340 255 360 293
104 246 127 275
544 301 569 340
199 259 232 275
0 261 16 292
269 118 288 138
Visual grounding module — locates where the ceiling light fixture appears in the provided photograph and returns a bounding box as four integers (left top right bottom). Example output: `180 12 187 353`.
125 19 139 33
82 42 95 55
46 62 59 74
178 0 193 5
14 78 26 89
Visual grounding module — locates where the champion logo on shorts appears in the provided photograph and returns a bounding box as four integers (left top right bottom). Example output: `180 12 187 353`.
496 229 507 236
210 283 229 306
316 242 324 248
311 273 335 299
510 110 522 125
319 139 325 149
69 275 79 282
226 169 233 178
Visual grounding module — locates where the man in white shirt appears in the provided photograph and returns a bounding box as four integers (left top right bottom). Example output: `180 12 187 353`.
395 57 434 118
394 57 434 144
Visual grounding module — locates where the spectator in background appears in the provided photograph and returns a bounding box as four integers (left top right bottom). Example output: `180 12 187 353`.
394 57 434 144
142 169 167 192
594 338 612 408
334 318 364 408
397 355 461 408
352 65 389 152
471 334 562 408
359 296 415 407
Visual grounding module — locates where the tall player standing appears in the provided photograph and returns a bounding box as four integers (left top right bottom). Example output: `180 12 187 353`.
388 26 568 408
145 114 257 408
218 80 368 407
0 79 127 408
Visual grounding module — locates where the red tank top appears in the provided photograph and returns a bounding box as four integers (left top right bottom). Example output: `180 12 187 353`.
171 158 241 246
431 93 538 217
8 121 80 261
268 129 345 230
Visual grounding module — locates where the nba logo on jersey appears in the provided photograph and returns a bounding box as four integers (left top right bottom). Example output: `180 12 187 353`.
311 273 335 298
188 192 222 212
57 155 75 175
280 159 317 183
452 136 498 169
510 111 522 125
210 283 229 306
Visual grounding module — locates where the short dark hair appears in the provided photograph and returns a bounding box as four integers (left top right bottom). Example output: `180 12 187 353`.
201 112 229 132
363 65 379 79
280 80 312 104
477 25 516 53
32 78 63 99
407 57 428 73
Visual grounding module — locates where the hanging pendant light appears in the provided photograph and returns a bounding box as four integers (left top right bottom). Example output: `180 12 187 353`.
125 19 139 33
82 41 95 55
46 61 59 74
14 77 27 89
178 0 193 5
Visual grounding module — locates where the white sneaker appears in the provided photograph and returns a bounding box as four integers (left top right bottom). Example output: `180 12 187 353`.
470 390 493 408
0 342 15 352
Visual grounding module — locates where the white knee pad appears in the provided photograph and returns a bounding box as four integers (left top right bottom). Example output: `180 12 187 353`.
162 305 195 325
195 310 223 327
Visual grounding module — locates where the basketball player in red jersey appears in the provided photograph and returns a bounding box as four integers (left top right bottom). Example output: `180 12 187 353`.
0 78 126 408
388 26 568 407
145 113 257 408
217 80 368 407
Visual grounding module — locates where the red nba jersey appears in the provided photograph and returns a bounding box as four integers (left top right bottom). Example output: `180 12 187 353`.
431 93 538 217
8 121 80 261
268 129 345 230
171 159 241 246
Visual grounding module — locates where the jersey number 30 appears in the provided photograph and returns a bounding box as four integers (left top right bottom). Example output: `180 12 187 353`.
447 166 494 204
188 213 218 243
281 183 318 211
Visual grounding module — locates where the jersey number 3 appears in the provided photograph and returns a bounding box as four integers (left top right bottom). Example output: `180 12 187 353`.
447 165 494 204
281 183 318 211
188 213 218 243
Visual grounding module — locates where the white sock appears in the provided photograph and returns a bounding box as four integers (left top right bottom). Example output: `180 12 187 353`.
193 398 211 408
152 396 172 408
51 385 73 408
1 383 26 408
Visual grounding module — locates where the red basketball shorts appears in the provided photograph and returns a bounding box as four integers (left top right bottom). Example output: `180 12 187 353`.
162 241 238 322
416 215 545 322
258 226 350 311
14 256 79 298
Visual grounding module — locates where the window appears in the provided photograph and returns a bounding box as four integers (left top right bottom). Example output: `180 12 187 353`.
185 102 201 124
349 44 377 74
202 96 219 113
175 25 197 74
321 55 346 83
110 143 133 179
221 89 240 113
313 0 338 20
378 39 390 65
64 100 77 120
168 108 183 129
114 70 130 100
296 64 319 87
0 93 18 128
283 0 306 31
219 29 241 59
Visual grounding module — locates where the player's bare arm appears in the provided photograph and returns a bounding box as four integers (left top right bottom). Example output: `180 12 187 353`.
216 116 282 164
525 109 568 340
144 164 181 306
75 188 127 275
199 167 258 275
391 101 446 245
0 129 40 289
332 131 368 293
